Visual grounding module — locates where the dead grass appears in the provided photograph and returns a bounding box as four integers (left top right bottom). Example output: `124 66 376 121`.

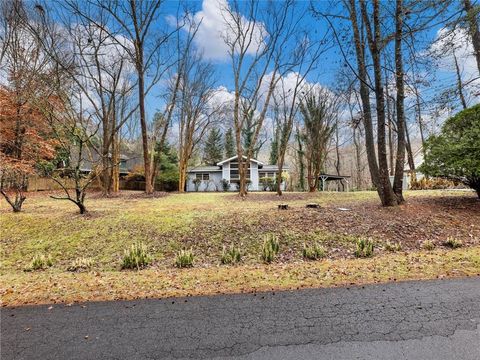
1 247 479 306
1 190 479 306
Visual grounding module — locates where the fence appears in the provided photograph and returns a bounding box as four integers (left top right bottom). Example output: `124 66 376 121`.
27 176 77 192
26 177 179 192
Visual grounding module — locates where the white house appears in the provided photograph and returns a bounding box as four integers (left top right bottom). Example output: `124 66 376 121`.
186 155 288 192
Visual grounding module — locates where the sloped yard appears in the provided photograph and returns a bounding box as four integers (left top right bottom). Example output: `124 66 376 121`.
1 190 479 305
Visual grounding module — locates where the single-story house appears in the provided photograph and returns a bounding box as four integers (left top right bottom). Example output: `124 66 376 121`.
389 147 425 190
186 155 288 192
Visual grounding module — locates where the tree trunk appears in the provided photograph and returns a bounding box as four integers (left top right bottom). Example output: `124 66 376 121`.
137 48 153 194
277 158 284 196
414 86 426 149
453 50 468 109
385 68 394 176
405 124 415 173
463 0 480 77
111 133 120 193
361 0 398 206
1 189 26 212
392 0 406 203
348 0 380 192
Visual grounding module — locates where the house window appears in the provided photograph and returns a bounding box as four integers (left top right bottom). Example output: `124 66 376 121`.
195 173 210 181
260 172 277 179
230 161 250 181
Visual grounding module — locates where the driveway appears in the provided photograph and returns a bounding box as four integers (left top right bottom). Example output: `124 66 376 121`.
2 277 479 359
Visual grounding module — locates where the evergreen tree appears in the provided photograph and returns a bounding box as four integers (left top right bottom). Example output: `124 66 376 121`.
241 109 264 158
203 128 223 165
224 128 235 158
269 127 279 165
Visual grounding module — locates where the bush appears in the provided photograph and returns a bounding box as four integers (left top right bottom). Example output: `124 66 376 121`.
122 242 152 270
354 238 374 258
410 177 456 190
302 243 326 260
25 254 53 271
421 240 435 251
261 234 280 263
259 177 274 191
443 237 463 249
221 244 242 264
192 178 202 192
175 248 194 268
67 257 94 272
419 104 480 198
221 179 230 191
384 241 402 252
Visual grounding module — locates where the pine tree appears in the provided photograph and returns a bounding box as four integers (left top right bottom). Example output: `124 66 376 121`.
269 127 279 165
224 128 235 158
241 109 263 158
203 128 223 165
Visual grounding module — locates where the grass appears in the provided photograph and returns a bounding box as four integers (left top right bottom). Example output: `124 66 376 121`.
1 247 479 306
1 190 479 306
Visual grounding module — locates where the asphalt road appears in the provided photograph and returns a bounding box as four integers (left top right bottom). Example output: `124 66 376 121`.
2 277 479 360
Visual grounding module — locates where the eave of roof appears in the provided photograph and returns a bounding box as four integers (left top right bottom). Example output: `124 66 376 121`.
217 155 264 166
187 166 222 172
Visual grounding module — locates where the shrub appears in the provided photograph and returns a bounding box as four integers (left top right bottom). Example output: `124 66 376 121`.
384 241 402 252
261 234 280 263
221 179 230 191
175 248 194 268
302 243 326 260
67 257 94 272
221 244 242 265
421 240 435 251
259 177 274 191
25 254 53 271
122 242 152 270
410 177 456 190
443 237 463 249
354 238 374 258
192 178 202 192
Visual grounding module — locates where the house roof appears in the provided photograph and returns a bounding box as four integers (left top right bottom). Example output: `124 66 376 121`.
187 166 222 173
217 155 264 166
259 165 290 171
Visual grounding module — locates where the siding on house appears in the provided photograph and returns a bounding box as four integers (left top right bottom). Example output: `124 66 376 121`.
186 155 288 192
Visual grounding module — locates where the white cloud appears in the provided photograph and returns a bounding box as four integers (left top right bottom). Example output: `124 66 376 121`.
188 0 266 61
430 27 479 84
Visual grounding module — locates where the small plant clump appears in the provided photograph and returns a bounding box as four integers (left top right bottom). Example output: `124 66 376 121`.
261 233 280 263
67 257 94 272
122 242 152 270
221 244 241 265
354 238 374 258
421 240 436 251
175 248 194 268
443 237 463 249
25 254 53 271
384 241 402 252
302 243 326 260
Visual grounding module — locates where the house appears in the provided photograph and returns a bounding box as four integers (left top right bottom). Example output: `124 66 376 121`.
389 147 425 190
186 155 288 192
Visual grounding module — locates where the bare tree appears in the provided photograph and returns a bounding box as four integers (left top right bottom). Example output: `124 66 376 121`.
177 51 216 192
65 0 180 194
222 0 297 196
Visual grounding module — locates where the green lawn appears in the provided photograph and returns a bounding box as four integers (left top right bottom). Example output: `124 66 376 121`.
1 190 479 305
